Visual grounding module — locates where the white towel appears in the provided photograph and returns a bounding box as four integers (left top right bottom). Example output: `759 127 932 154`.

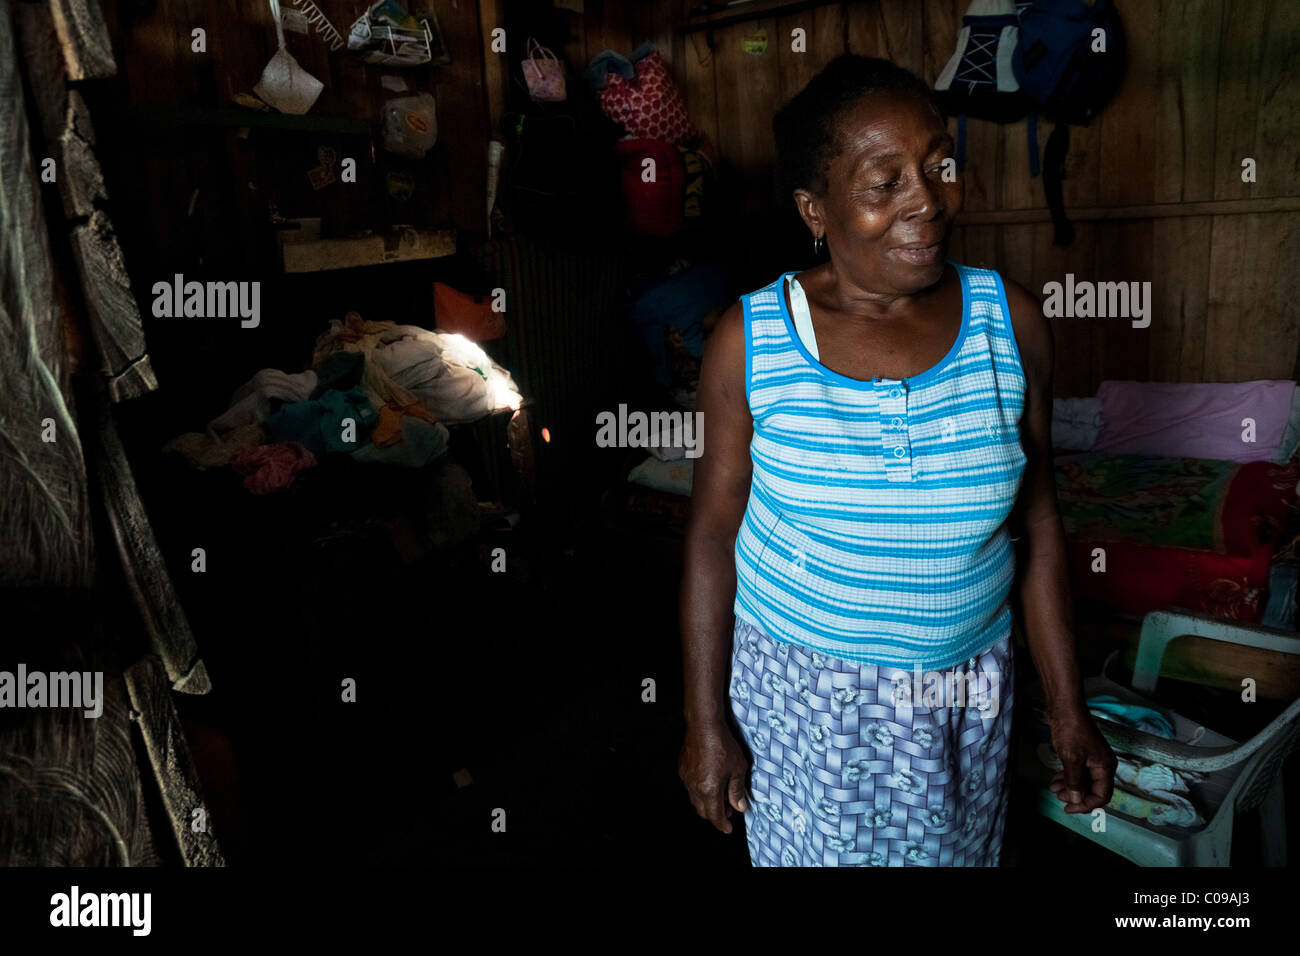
1052 397 1103 449
1053 397 1103 427
207 368 318 435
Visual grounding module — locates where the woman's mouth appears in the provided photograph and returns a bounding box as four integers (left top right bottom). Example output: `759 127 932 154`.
891 241 943 265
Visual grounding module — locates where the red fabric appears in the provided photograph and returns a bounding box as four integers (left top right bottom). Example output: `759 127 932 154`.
1062 458 1300 623
433 282 507 342
1219 459 1300 557
616 138 684 237
598 50 697 144
1066 540 1267 623
230 442 316 495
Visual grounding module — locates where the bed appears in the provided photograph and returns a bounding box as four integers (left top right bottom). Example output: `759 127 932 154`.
608 378 1300 631
1054 451 1300 625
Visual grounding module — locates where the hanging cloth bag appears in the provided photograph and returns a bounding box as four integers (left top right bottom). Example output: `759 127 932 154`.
1013 0 1127 245
522 38 567 102
595 43 697 145
254 0 324 114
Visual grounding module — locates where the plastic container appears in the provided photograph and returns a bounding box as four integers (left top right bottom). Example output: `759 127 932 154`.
382 93 437 159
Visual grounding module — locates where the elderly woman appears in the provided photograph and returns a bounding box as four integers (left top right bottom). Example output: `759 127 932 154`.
678 55 1116 867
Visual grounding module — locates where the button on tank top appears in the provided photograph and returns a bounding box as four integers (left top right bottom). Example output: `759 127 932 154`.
734 262 1027 670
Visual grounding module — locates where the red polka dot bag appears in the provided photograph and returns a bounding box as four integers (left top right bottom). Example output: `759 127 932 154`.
598 46 697 145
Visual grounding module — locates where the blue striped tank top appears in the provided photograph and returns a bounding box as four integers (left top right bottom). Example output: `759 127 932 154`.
733 261 1027 670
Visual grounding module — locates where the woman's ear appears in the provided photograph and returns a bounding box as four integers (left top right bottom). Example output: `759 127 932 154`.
792 189 824 238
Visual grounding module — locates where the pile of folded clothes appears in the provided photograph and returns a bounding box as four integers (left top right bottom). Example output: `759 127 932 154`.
164 312 523 494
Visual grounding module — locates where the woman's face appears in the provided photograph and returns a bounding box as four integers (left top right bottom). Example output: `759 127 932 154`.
798 90 963 296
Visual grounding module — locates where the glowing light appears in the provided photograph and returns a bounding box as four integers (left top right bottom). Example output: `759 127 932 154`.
541 427 551 443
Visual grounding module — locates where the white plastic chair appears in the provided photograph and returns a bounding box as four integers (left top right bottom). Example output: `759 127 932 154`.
1028 609 1300 866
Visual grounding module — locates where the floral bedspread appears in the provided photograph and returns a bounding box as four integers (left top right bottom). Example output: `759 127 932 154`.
1054 453 1241 552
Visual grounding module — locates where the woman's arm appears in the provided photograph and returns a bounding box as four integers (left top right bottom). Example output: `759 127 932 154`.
1004 278 1117 814
678 300 755 833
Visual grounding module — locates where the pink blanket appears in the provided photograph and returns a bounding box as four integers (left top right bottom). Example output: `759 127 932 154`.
1093 380 1295 462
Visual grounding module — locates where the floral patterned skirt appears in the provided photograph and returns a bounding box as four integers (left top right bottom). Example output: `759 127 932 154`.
728 616 1015 867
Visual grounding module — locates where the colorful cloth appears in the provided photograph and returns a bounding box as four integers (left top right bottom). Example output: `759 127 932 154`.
729 617 1015 867
1055 452 1241 552
264 386 377 457
353 418 449 469
207 369 318 435
372 400 438 448
163 423 265 470
230 442 317 494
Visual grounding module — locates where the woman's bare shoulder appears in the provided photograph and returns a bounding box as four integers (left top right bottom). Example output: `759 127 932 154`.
999 276 1052 388
701 300 748 405
704 300 745 361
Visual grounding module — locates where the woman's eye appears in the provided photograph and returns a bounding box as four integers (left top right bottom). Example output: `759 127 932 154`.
871 179 900 191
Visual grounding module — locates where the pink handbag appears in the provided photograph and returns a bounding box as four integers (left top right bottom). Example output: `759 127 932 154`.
523 38 566 102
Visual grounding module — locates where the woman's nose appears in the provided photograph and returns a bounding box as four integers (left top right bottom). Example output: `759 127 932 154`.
901 170 944 221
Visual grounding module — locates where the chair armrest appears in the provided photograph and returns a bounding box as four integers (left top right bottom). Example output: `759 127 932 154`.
1038 692 1300 774
1133 609 1300 693
1089 716 1240 773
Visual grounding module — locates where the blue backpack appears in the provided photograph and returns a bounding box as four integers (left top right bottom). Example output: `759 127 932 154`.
1014 0 1127 244
1014 0 1126 126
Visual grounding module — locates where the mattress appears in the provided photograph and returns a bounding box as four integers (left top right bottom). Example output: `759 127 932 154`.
1055 453 1300 622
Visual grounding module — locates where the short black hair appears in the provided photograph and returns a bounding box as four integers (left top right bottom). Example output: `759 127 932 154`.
773 55 945 200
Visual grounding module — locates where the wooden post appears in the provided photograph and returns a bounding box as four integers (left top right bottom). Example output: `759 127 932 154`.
124 656 226 866
16 0 156 403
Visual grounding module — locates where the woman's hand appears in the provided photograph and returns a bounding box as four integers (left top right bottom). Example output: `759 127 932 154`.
1046 706 1118 814
679 720 751 834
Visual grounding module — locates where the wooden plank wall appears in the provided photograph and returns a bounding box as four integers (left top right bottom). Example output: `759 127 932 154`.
96 0 491 241
481 0 671 136
551 0 674 85
79 0 499 436
658 0 1300 396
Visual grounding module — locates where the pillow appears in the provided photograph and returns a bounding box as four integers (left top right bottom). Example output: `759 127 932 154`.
1092 380 1296 463
1052 397 1103 451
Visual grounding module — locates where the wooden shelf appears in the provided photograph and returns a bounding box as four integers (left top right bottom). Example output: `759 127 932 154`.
681 0 843 34
280 228 457 273
956 196 1300 225
125 104 374 136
